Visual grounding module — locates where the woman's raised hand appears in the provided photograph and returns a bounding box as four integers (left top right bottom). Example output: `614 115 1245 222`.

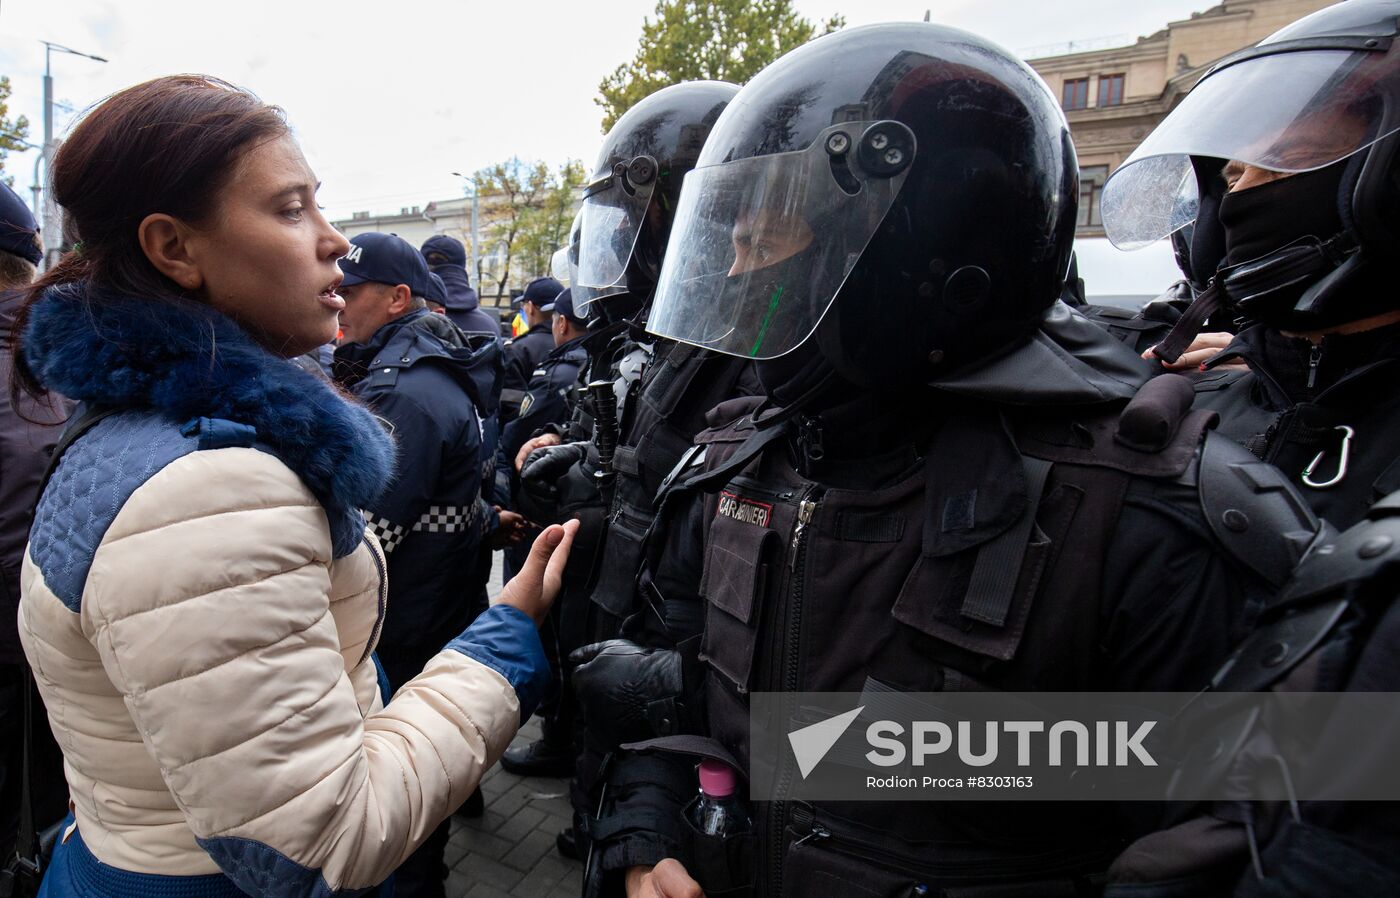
494 519 580 625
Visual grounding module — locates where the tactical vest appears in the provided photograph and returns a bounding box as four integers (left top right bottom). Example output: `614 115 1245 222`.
588 340 759 632
1107 493 1400 897
650 376 1318 897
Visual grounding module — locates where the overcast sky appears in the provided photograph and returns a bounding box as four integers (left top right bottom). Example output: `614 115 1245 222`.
0 0 1211 292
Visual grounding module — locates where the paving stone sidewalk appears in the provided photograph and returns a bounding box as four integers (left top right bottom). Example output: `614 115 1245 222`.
444 717 581 898
442 556 582 897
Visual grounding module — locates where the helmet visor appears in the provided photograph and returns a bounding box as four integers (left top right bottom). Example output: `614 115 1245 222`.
1102 48 1399 249
647 121 912 360
573 159 657 312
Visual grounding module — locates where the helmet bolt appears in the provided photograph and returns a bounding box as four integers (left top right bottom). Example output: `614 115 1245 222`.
826 132 851 155
884 148 904 166
927 349 945 365
870 132 890 150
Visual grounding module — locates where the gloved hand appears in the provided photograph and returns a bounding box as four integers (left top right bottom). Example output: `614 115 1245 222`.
523 437 593 507
571 639 686 746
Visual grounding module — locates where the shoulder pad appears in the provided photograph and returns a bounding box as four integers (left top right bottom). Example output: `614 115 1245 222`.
693 396 766 446
1017 374 1216 479
1275 493 1400 610
617 346 650 385
1213 493 1400 692
1197 430 1322 588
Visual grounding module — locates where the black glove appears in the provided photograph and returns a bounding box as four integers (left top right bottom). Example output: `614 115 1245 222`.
571 639 686 747
517 441 589 521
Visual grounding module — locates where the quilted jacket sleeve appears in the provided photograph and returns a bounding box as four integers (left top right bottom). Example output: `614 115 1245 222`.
80 447 547 895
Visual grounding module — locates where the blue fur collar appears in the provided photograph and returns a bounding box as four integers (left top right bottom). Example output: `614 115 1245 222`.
24 284 395 518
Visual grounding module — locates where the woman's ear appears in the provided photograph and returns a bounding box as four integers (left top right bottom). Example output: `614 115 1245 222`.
138 213 203 291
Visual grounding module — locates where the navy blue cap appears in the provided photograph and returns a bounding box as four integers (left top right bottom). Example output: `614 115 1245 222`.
421 234 468 268
0 182 41 266
425 272 448 304
545 288 588 326
520 276 564 307
338 232 432 296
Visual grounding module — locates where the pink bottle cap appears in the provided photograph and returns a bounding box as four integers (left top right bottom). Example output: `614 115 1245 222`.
698 759 736 798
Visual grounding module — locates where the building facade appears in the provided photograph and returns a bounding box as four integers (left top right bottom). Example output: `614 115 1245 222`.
1026 0 1334 237
333 190 582 304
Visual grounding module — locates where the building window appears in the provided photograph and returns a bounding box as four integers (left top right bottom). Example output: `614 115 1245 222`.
1098 73 1125 107
1062 77 1089 110
1078 166 1110 229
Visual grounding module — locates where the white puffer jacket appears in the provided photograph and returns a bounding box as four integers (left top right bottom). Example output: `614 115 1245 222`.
18 287 548 896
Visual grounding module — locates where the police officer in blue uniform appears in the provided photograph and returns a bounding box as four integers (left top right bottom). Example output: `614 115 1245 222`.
421 234 500 343
332 231 493 897
499 288 591 468
501 277 563 425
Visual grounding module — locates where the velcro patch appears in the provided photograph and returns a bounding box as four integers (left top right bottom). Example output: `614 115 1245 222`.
717 490 773 528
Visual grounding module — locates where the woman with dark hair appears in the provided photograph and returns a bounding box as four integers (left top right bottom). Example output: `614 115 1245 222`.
14 74 577 897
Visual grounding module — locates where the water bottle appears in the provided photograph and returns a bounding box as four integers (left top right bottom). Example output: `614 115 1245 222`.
688 759 751 836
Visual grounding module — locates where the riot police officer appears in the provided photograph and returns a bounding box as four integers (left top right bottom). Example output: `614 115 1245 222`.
507 80 763 858
1091 3 1400 892
1103 0 1400 530
571 22 1325 897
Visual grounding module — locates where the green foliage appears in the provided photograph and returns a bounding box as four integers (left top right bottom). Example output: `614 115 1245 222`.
474 158 585 299
516 159 586 283
0 76 32 183
598 0 844 132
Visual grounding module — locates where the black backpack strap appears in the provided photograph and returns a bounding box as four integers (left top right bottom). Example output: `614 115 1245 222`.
4 402 121 891
38 403 122 497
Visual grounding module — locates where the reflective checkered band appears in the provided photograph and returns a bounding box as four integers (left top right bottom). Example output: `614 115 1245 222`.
411 504 478 534
364 513 407 554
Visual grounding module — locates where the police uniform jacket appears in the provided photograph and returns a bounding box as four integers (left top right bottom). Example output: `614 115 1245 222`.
499 335 589 466
334 309 487 667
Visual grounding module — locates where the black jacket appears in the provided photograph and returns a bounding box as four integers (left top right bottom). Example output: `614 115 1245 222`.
1193 321 1400 529
0 289 70 664
582 305 1320 896
501 323 555 424
334 309 486 658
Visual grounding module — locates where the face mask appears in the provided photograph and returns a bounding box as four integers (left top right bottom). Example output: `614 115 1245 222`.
1219 159 1346 267
711 240 829 359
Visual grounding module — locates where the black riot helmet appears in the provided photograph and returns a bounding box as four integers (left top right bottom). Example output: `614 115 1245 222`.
1103 0 1400 341
572 80 739 324
644 23 1079 390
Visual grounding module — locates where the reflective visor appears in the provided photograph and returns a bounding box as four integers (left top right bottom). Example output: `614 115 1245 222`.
573 160 657 313
646 121 912 360
1102 48 1398 249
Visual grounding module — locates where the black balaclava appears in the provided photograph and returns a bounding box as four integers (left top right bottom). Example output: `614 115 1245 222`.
1219 160 1347 267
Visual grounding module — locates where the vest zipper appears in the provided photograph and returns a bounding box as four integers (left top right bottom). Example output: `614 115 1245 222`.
788 497 817 571
1306 343 1322 391
768 486 822 897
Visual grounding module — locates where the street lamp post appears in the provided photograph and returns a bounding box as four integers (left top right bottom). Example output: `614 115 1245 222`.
38 41 106 270
450 171 481 299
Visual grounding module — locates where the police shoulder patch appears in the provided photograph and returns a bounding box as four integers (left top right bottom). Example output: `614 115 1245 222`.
717 490 773 527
